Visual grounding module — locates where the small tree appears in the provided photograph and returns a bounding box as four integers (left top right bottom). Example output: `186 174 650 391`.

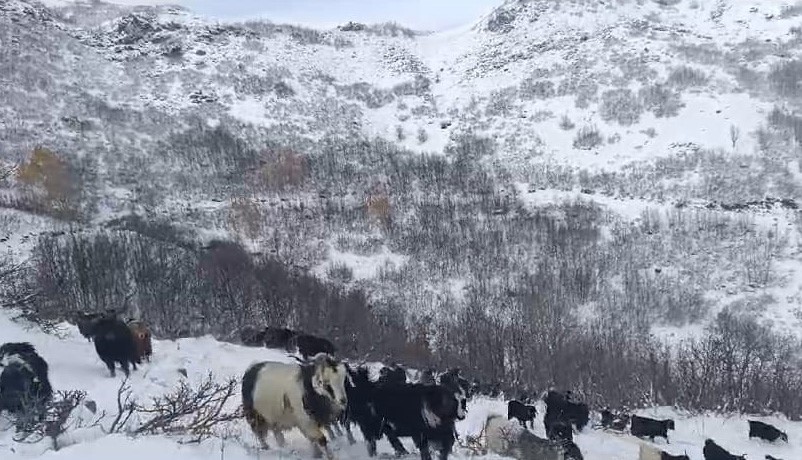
730 124 740 150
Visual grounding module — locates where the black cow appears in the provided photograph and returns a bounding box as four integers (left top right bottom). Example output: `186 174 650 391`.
703 439 745 460
765 455 784 460
507 400 538 429
288 333 335 359
663 454 690 460
549 420 574 443
87 317 138 377
630 415 675 443
239 326 266 347
0 343 52 431
438 368 470 395
346 367 467 460
76 312 105 341
748 420 788 443
263 326 297 349
378 364 407 385
544 390 590 438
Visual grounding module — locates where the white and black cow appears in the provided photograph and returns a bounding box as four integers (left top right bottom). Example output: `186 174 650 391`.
346 365 467 460
0 342 53 431
241 353 349 460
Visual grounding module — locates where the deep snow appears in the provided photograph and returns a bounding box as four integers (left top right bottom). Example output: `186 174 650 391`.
1 309 801 459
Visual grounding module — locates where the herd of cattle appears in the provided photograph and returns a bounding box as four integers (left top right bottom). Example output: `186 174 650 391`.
0 316 794 460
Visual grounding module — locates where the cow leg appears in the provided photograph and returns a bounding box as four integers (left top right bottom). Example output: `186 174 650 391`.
366 438 377 457
343 422 356 445
103 359 116 377
518 419 525 428
386 432 409 456
325 425 337 440
244 410 270 449
120 359 130 377
416 435 432 460
299 423 333 460
273 429 286 448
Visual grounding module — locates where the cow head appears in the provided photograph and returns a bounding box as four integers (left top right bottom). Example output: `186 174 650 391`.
310 353 348 412
665 419 676 431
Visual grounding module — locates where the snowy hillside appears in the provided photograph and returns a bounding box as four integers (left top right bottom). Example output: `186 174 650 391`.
3 0 802 453
2 309 802 460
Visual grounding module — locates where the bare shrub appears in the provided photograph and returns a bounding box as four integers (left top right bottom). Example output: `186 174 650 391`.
249 148 309 191
769 60 802 98
559 115 575 130
600 89 643 126
15 147 82 220
327 262 354 284
667 65 709 89
417 127 428 144
573 125 603 150
14 390 102 451
228 196 263 240
638 84 684 118
134 373 240 442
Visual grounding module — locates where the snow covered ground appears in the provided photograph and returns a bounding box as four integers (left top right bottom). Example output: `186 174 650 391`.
1 309 801 460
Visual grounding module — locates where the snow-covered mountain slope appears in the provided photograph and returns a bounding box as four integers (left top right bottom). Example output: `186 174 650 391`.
1 309 802 460
3 0 802 374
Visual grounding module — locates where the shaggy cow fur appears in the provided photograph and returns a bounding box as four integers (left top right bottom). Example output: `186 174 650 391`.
241 353 348 460
748 420 788 443
544 390 589 438
703 439 745 460
630 415 675 443
89 317 138 377
127 319 152 364
288 333 336 359
345 368 467 460
507 399 538 429
264 327 298 350
0 343 52 430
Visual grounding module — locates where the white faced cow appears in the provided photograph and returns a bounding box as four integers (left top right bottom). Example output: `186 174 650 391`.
241 353 349 460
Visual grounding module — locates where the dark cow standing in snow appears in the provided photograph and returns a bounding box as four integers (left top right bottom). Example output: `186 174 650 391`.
765 455 784 460
630 415 675 443
543 390 590 439
0 343 52 430
507 399 538 429
264 326 298 350
702 439 746 460
241 353 349 460
87 316 139 377
748 420 788 443
346 365 467 460
288 333 336 359
240 326 267 347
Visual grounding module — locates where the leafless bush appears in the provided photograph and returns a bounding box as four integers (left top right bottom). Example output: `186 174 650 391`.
559 115 575 130
14 390 102 451
327 262 354 284
667 65 709 89
573 125 603 150
133 373 240 442
417 127 428 144
600 89 643 126
768 60 802 98
639 84 684 118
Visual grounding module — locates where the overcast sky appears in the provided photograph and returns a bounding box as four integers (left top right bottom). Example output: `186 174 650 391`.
89 0 501 31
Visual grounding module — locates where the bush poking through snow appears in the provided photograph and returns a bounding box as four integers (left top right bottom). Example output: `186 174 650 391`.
600 89 643 126
13 390 102 451
573 125 603 150
132 373 240 443
559 115 575 130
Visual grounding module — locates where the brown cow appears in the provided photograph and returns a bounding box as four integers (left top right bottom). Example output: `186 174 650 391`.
126 319 152 364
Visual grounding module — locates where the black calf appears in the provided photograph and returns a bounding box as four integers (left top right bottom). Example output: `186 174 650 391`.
630 415 675 443
748 419 788 443
378 364 407 385
507 399 537 429
702 439 745 460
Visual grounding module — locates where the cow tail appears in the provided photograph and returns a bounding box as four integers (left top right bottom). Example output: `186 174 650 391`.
242 363 267 431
